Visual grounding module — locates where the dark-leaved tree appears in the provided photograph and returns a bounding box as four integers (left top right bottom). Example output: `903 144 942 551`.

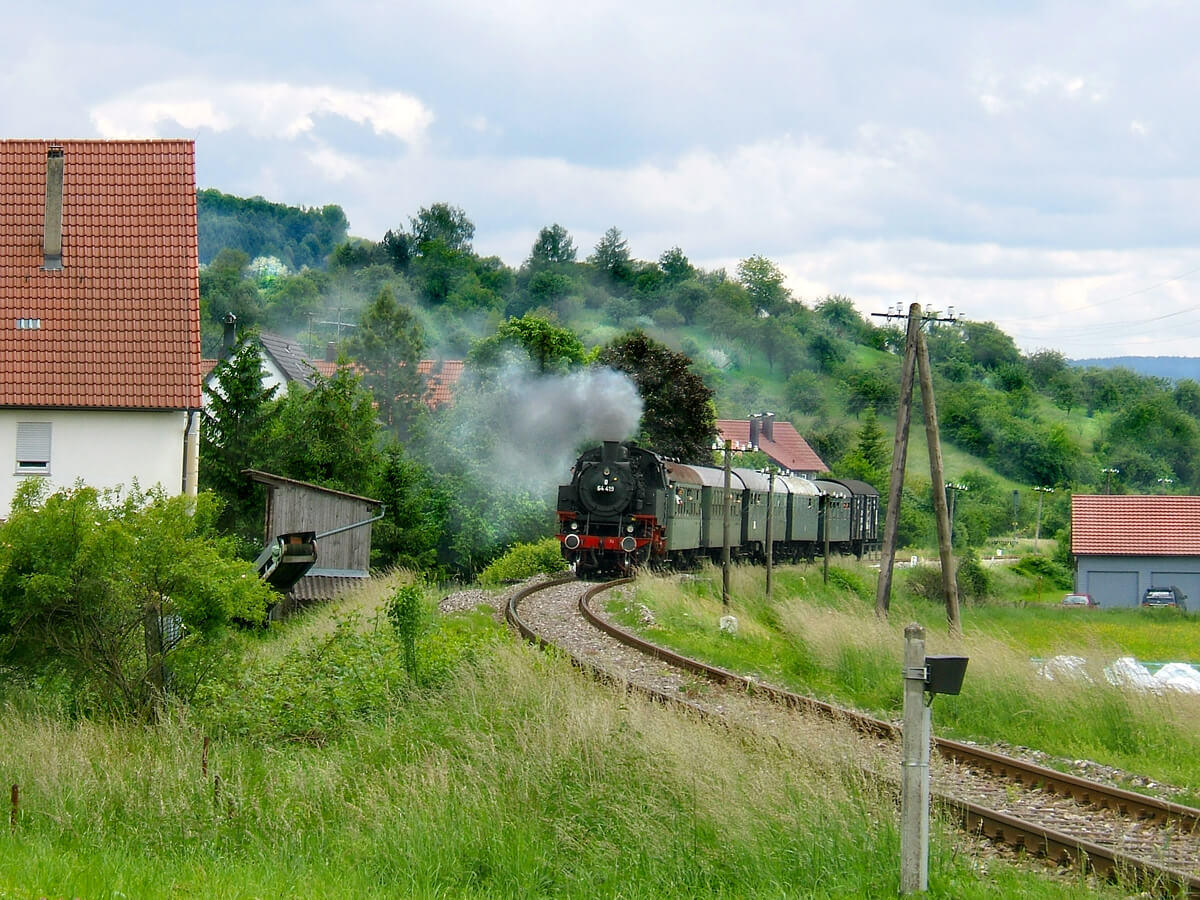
596 330 716 464
263 367 383 495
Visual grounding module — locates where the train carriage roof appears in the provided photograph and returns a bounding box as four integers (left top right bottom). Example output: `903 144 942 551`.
814 479 852 498
818 477 880 498
732 467 774 492
778 475 822 497
667 461 748 489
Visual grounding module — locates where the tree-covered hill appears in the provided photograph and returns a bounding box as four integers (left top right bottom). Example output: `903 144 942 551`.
197 189 348 270
197 193 1200 572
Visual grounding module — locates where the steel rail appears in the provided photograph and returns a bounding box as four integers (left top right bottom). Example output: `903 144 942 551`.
562 580 1200 898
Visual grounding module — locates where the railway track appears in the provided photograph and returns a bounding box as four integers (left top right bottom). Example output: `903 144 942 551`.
505 575 1200 897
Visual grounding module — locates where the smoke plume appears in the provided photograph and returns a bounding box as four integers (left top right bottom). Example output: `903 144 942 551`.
446 362 643 495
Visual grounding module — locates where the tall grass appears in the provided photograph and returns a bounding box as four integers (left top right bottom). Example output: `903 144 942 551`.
615 563 1200 800
0 578 1114 898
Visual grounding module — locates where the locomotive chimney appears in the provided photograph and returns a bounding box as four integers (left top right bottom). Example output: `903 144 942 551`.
601 440 626 466
749 414 761 448
43 146 64 270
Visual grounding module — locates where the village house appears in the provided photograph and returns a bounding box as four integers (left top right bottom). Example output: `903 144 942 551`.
715 412 827 477
0 139 202 516
203 324 464 412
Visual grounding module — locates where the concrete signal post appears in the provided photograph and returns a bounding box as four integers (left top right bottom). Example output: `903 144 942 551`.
900 624 968 894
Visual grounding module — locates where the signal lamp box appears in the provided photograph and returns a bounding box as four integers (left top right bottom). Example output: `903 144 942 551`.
924 655 968 696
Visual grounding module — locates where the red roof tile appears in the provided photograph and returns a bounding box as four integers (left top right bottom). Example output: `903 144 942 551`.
1071 494 1200 556
716 418 827 474
418 359 463 409
0 140 201 409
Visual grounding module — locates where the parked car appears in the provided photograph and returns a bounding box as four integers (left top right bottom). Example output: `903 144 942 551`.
1062 593 1097 608
1141 586 1187 610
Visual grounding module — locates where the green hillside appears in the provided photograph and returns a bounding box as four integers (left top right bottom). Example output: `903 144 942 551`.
196 194 1192 573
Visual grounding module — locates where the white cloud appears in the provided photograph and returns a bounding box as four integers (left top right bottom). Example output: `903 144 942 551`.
304 146 365 181
90 81 433 145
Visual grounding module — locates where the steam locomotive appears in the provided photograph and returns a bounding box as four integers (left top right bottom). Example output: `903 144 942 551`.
556 440 879 576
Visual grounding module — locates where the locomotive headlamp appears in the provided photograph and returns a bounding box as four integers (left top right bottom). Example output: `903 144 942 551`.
603 467 610 475
621 536 637 552
570 522 578 531
626 524 634 533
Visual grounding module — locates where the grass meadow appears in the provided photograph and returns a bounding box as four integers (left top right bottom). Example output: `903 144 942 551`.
0 573 1127 898
609 562 1200 805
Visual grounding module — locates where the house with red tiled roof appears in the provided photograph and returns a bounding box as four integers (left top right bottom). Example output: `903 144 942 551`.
205 327 463 413
1071 494 1200 608
0 140 201 516
715 413 826 477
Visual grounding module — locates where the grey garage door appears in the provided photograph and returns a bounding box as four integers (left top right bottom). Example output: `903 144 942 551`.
1085 570 1138 608
1149 572 1200 609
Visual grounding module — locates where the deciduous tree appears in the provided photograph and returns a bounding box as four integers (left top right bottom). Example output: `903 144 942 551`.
596 330 716 464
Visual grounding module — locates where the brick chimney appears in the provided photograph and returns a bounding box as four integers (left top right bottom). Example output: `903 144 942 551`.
43 146 64 270
749 414 761 448
326 342 338 362
762 412 775 442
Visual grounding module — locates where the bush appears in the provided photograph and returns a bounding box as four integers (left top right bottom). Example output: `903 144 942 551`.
826 567 872 601
387 585 427 678
1012 554 1073 590
955 548 992 602
901 565 946 603
478 538 568 585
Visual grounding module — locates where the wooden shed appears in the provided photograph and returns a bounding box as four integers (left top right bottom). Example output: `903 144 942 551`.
244 470 383 613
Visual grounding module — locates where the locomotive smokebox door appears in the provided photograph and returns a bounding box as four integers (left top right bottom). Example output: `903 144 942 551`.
923 655 968 696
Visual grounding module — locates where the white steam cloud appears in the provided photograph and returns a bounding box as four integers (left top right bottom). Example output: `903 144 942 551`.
448 363 643 496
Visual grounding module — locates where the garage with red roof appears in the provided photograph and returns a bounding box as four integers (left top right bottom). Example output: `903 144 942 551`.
1072 494 1200 608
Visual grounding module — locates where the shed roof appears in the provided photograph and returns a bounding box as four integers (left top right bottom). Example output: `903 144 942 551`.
1072 494 1200 556
244 469 381 506
0 139 201 409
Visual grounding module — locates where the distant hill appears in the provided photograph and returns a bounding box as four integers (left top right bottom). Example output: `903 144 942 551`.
1070 356 1200 382
197 189 349 270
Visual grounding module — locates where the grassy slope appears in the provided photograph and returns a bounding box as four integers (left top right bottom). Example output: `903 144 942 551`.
0 575 1118 899
610 565 1200 806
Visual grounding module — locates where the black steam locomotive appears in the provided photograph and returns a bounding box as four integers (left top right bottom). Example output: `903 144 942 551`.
556 440 879 576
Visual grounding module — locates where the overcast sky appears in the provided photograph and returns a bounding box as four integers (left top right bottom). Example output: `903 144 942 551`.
5 1 1199 359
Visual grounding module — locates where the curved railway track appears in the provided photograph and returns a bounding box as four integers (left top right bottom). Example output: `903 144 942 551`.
505 575 1200 897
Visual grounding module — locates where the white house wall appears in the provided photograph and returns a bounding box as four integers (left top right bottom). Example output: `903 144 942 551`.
0 409 188 517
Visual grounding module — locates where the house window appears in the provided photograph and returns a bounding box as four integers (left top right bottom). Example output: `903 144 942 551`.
16 318 41 330
15 422 51 474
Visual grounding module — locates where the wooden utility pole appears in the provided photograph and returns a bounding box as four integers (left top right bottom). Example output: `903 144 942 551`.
916 327 961 636
875 304 922 617
873 302 962 636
